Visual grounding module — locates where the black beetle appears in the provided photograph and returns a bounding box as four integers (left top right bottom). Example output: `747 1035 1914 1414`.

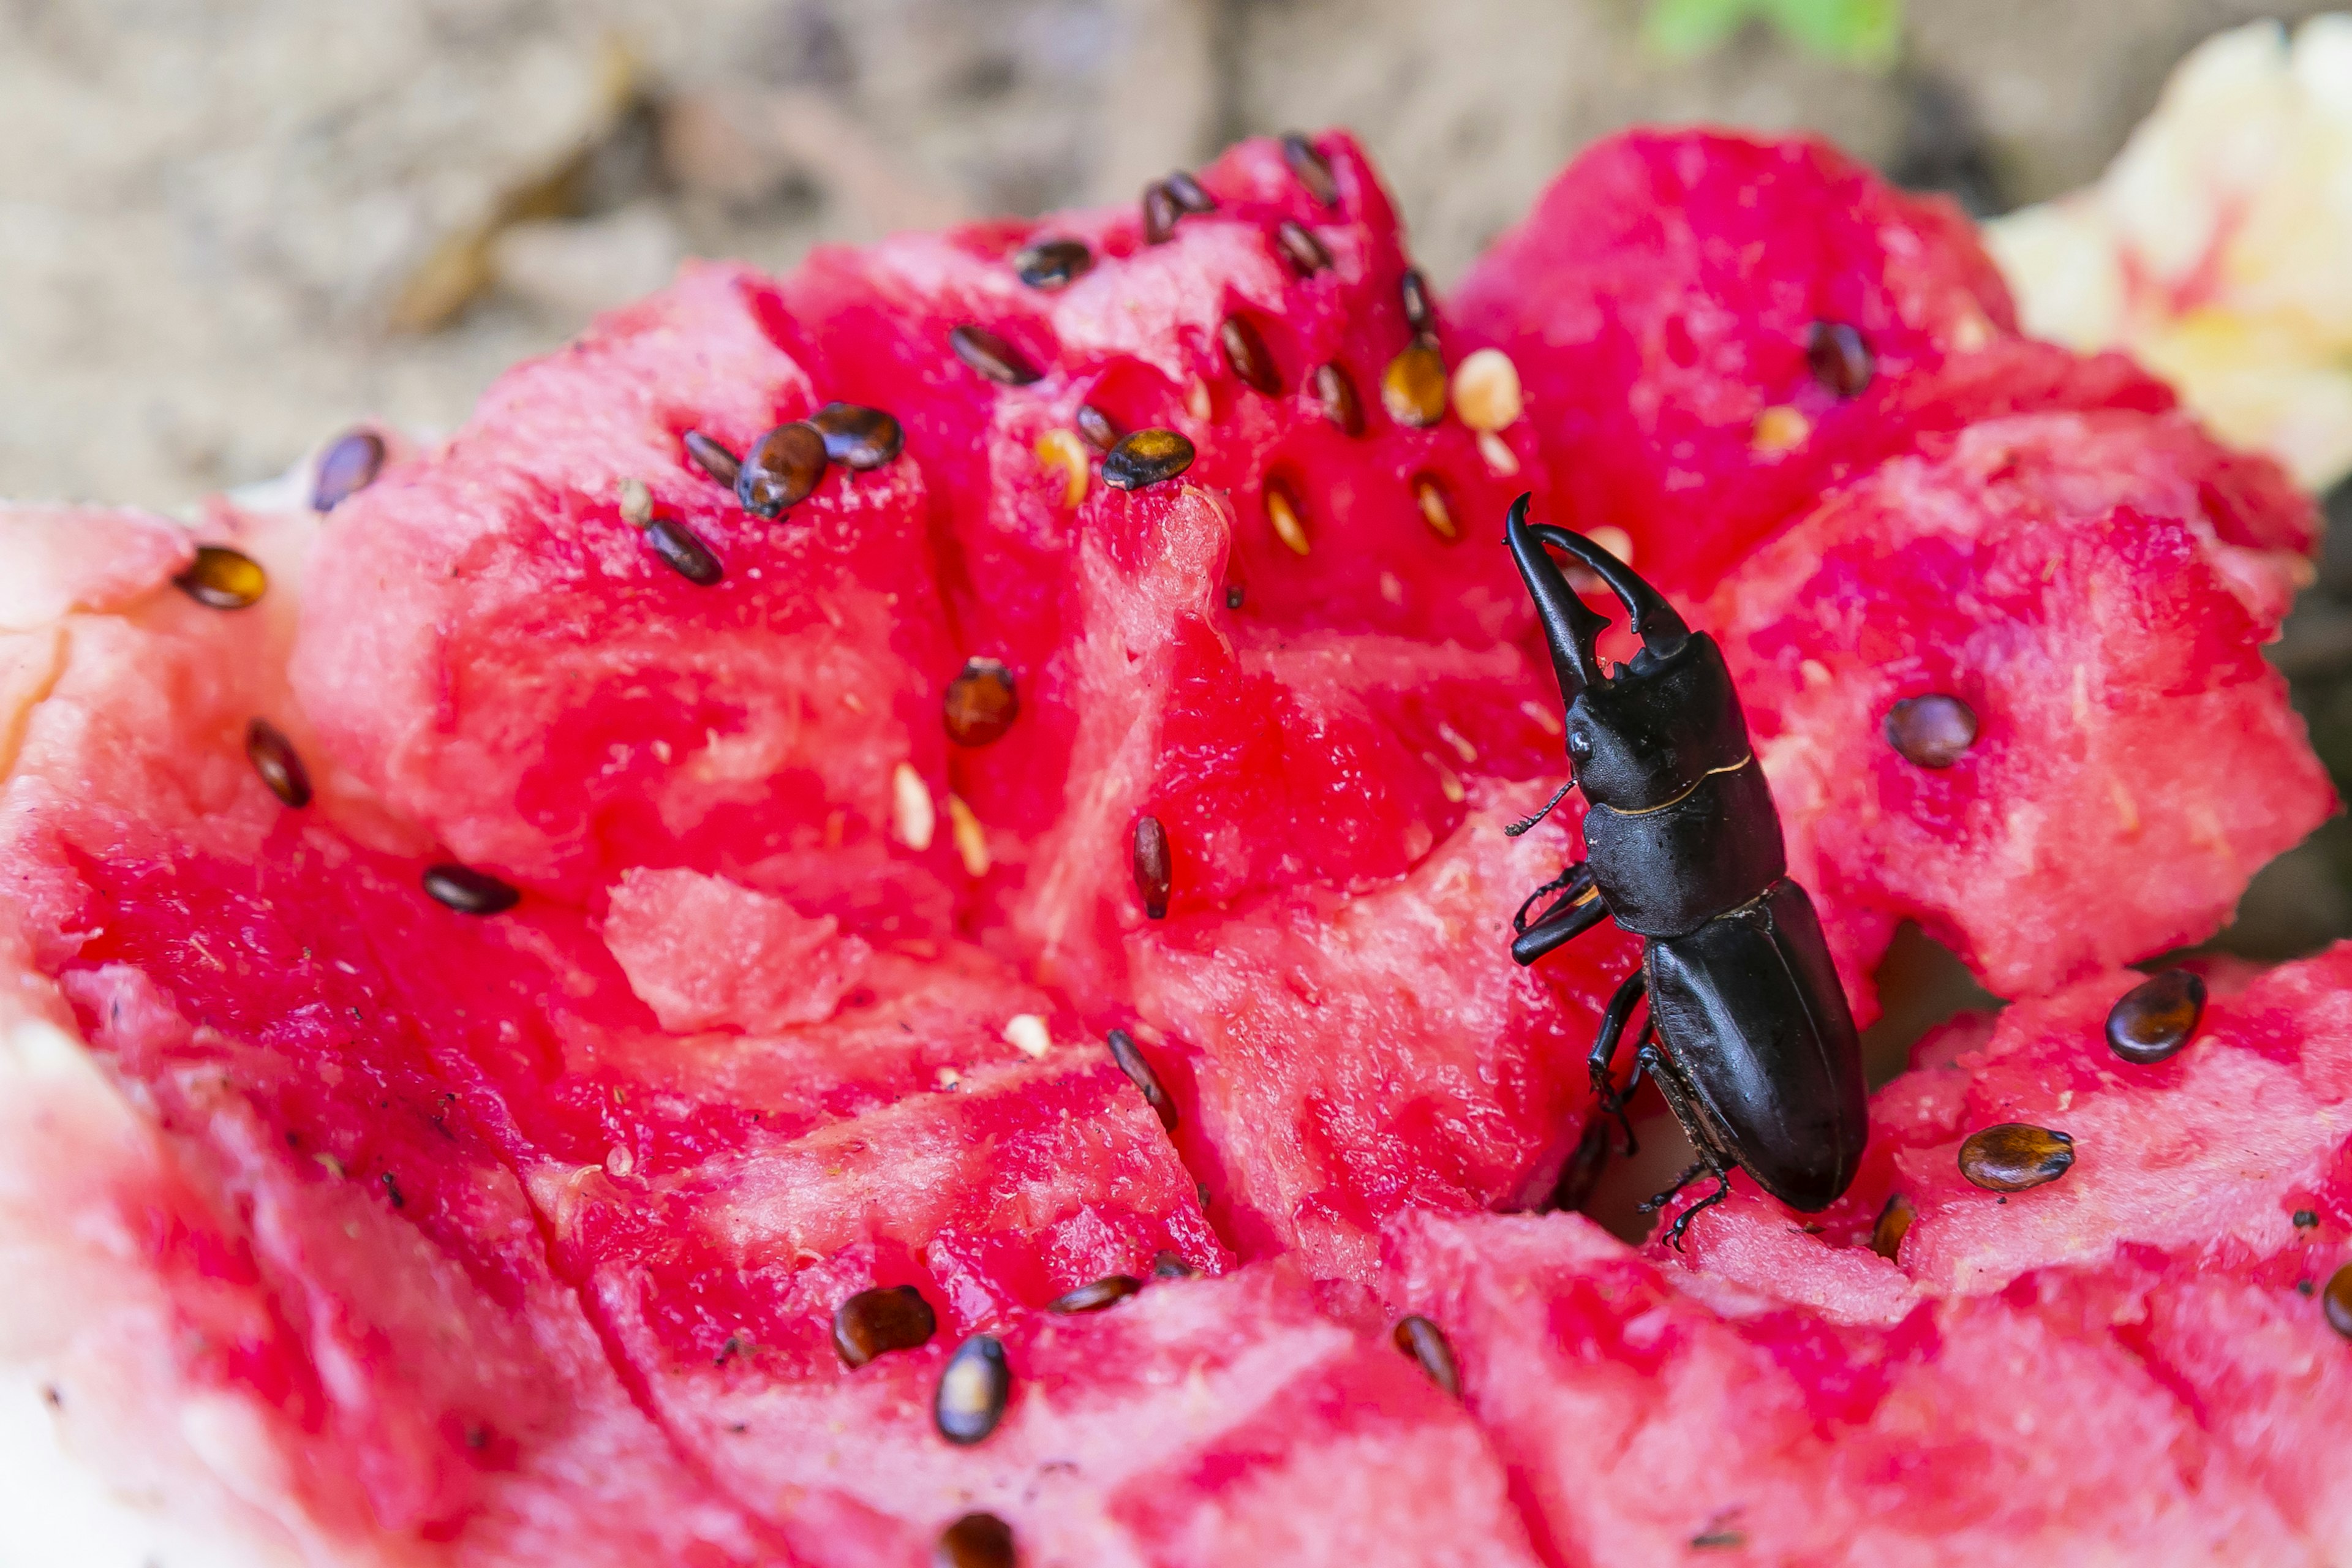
1501 496 1866 1246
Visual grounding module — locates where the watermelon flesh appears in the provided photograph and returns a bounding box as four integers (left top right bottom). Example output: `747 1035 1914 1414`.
0 122 2342 1562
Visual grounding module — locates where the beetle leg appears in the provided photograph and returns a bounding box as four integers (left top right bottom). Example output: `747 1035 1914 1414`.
1512 861 1591 930
1585 968 1648 1153
1512 865 1610 967
1633 1041 1738 1251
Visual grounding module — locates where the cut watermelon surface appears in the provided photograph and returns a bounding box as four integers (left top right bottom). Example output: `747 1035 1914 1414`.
0 124 2344 1564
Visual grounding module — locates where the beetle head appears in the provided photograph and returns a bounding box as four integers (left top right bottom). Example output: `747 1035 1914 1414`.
1505 496 1753 813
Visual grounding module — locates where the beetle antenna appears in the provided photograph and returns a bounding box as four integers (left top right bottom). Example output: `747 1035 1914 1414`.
1504 495 1609 699
1503 781 1575 837
1529 524 1690 657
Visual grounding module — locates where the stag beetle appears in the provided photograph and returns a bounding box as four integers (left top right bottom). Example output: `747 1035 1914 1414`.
1502 495 1865 1246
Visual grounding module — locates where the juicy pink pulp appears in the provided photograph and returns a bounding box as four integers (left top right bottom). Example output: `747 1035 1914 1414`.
0 127 2340 1566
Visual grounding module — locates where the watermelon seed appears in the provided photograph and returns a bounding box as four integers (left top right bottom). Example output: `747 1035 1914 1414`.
1958 1124 2074 1192
244 719 314 808
422 864 520 916
833 1284 938 1368
1547 1117 1612 1214
1265 478 1310 556
1452 348 1525 432
380 1172 404 1210
1382 342 1447 428
1752 404 1812 454
1392 1315 1461 1398
935 1511 1016 1568
1103 429 1196 491
737 423 827 516
2326 1267 2352 1338
1164 169 1216 214
1152 1251 1198 1279
683 430 741 487
2105 970 2206 1065
2301 1279 2317 1296
617 477 654 528
2297 1210 2319 1228
943 658 1019 747
934 1334 1010 1445
1035 429 1091 508
807 402 905 470
1074 404 1121 452
1132 815 1172 918
893 762 938 851
647 518 725 586
1225 585 1244 610
1106 1028 1178 1130
1399 268 1434 334
1274 219 1330 276
1280 133 1339 206
1049 1275 1142 1313
312 430 386 511
949 325 1043 386
1806 320 1875 398
1413 475 1458 541
1884 695 1977 769
1691 1529 1747 1551
1871 1193 1915 1261
946 795 990 877
1142 181 1181 244
1313 361 1366 435
1219 314 1281 394
175 545 268 610
1012 237 1093 290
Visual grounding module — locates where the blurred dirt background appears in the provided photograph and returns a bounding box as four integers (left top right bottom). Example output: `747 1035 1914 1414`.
3 0 2347 969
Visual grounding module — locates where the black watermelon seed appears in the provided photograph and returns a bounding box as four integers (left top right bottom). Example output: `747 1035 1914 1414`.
1012 237 1093 290
1871 1193 1916 1261
1219 315 1281 394
1049 1275 1142 1314
1164 169 1216 214
312 430 386 511
2105 970 2206 1065
1152 1250 1198 1279
1399 268 1434 334
1142 181 1180 245
683 430 742 487
245 718 313 809
943 658 1019 747
1313 361 1365 435
1074 403 1120 452
1958 1124 2074 1192
1885 694 1978 769
2297 1209 2320 1229
423 863 520 916
1224 584 1245 610
832 1284 938 1368
175 545 268 610
1281 134 1338 206
647 518 724 586
736 423 827 516
807 403 904 470
1547 1117 1611 1214
949 324 1044 386
1275 219 1332 277
2326 1267 2352 1338
1392 1315 1461 1398
1806 320 1875 399
1132 815 1172 917
1102 429 1196 491
933 1334 1009 1446
1106 1028 1178 1131
934 1511 1016 1568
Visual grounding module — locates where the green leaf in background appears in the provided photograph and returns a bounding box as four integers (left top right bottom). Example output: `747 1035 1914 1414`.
1645 0 1903 67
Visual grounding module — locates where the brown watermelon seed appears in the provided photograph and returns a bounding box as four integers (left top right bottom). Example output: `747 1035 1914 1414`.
647 518 724 586
2326 1267 2352 1338
1164 168 1216 214
1074 403 1120 452
1281 133 1338 206
1958 1124 2074 1192
2106 969 2206 1065
1265 478 1310 556
1153 1250 1198 1279
423 863 520 916
683 429 741 487
1547 1117 1611 1214
934 1512 1016 1568
949 324 1043 386
1106 1028 1178 1131
1275 219 1330 277
1049 1275 1142 1314
832 1284 938 1368
1382 342 1447 428
1392 1315 1461 1398
1871 1193 1916 1261
1133 815 1172 918
736 422 827 516
175 545 268 610
312 430 385 511
943 657 1019 748
807 402 904 470
1313 361 1366 435
1102 428 1196 491
1219 315 1281 394
1012 237 1093 290
1399 268 1434 333
1884 694 1977 769
933 1334 1009 1446
245 718 313 809
1142 181 1180 244
1806 320 1874 399
1412 474 1457 540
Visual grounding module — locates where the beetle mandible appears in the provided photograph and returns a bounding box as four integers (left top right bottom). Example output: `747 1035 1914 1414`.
1501 494 1866 1246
